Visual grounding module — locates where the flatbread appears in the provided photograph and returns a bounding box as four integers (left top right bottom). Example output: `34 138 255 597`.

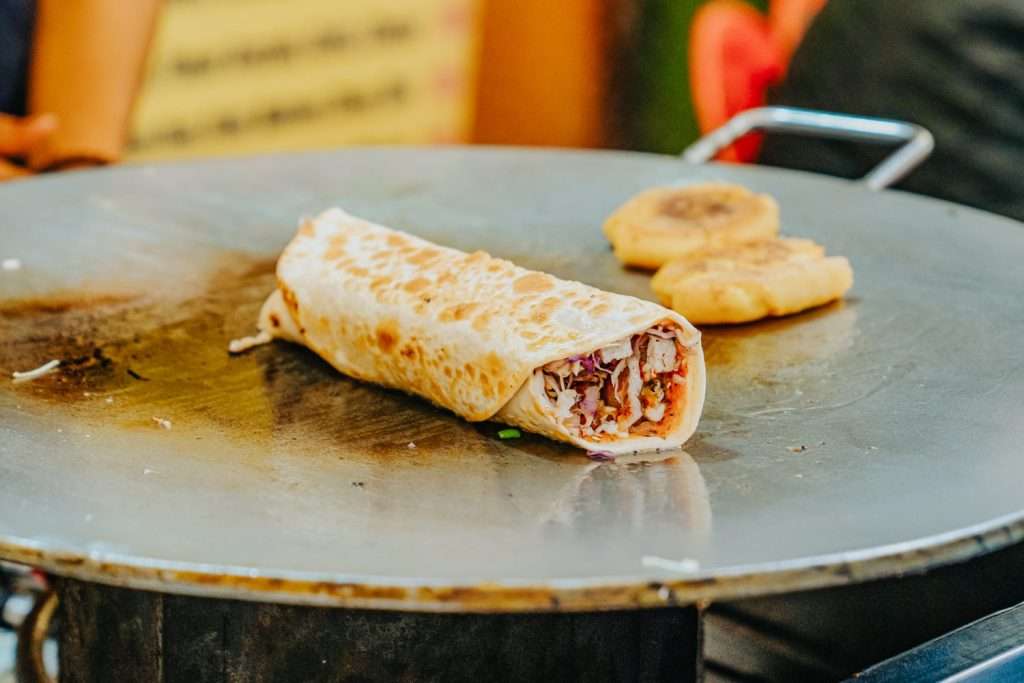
603 182 780 269
651 238 853 324
251 209 706 454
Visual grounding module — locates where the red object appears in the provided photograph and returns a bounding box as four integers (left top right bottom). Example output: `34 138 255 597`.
689 0 826 162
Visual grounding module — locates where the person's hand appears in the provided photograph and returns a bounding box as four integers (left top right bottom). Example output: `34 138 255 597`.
0 114 58 181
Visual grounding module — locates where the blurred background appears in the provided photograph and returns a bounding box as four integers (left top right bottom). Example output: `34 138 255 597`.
123 0 811 158
2 0 820 165
122 0 783 158
10 0 1022 220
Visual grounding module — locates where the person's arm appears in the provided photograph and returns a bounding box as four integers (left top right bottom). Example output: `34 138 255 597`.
0 113 56 180
27 0 162 172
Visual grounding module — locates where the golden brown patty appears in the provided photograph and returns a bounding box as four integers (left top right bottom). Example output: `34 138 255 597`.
603 182 780 269
651 238 854 324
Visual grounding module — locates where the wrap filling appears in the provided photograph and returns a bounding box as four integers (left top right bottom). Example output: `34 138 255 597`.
533 322 690 441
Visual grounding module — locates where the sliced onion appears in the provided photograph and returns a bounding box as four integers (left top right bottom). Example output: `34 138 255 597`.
610 360 626 393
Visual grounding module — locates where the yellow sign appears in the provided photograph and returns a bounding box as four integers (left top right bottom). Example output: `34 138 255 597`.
127 0 480 161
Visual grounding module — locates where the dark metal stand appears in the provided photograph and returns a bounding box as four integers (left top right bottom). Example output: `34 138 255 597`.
54 578 702 682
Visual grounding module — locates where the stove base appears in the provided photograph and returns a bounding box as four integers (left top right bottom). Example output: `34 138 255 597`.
54 579 702 682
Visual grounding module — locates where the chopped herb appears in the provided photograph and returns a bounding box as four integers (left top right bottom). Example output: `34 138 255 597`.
497 428 521 439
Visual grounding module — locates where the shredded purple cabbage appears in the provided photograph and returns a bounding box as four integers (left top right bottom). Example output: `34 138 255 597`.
586 450 616 462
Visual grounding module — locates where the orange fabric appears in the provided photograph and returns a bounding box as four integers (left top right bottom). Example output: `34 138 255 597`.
472 0 605 147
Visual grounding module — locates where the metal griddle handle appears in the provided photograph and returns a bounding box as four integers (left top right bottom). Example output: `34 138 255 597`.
681 106 935 190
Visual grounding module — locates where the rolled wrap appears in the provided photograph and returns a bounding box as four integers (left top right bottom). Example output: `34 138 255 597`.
257 209 706 454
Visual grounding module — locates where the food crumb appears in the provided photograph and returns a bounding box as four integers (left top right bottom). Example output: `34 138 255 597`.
152 417 172 430
2 258 21 271
105 397 114 404
787 445 808 453
11 359 60 383
144 468 158 475
641 555 700 573
407 442 416 449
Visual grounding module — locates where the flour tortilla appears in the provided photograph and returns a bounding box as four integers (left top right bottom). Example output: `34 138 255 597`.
257 209 705 454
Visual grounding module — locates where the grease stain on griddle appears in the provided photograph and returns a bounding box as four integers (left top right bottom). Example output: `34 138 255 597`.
0 292 141 318
1 249 858 481
1 254 279 440
0 252 545 465
0 251 856 469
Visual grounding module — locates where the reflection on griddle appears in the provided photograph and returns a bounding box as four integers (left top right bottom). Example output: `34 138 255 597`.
532 451 711 535
702 299 858 371
2 255 713 574
252 309 712 550
698 300 859 430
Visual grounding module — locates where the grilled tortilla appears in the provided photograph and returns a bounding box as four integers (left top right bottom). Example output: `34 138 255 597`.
251 208 706 454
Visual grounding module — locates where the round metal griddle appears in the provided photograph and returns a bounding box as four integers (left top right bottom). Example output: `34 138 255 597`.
1 148 1023 612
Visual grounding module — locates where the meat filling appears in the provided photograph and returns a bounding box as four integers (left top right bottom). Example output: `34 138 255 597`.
534 322 690 441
